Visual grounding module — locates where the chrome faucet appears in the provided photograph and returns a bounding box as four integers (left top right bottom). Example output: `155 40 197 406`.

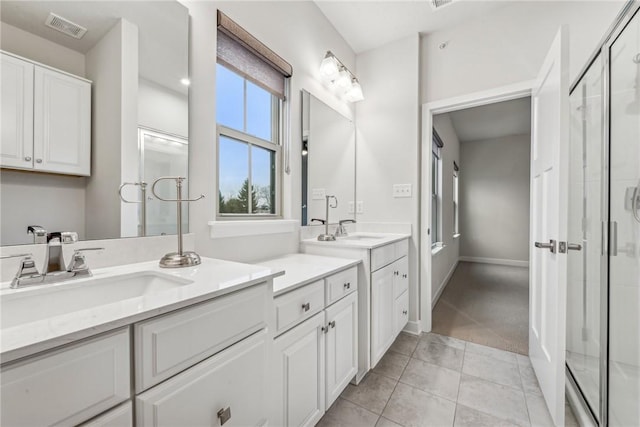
335 219 356 237
27 225 47 244
317 195 338 241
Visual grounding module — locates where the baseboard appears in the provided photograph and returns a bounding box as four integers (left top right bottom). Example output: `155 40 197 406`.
402 321 421 335
432 260 459 309
459 256 529 268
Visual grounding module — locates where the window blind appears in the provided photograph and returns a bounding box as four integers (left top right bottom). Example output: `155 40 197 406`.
217 10 292 99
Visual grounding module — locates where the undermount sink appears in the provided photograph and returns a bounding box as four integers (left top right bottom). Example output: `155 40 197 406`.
1 271 193 329
341 234 386 241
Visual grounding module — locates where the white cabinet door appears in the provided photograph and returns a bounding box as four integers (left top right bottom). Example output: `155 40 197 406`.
1 53 33 170
395 290 409 335
80 401 133 427
33 65 91 175
325 291 358 409
371 262 395 367
136 331 268 427
393 256 409 298
272 312 325 427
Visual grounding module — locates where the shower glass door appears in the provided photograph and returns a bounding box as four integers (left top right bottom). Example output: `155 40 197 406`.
567 53 604 421
608 7 640 426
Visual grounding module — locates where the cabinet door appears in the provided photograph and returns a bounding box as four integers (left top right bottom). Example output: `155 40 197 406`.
393 256 409 298
1 53 33 170
272 312 325 427
136 331 268 427
325 291 358 409
33 66 91 175
371 263 395 367
395 291 409 335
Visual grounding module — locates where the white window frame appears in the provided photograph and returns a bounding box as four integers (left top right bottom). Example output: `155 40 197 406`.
432 133 442 248
453 166 459 237
216 66 285 219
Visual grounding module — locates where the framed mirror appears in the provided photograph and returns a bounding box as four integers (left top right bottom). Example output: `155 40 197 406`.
0 1 189 246
301 90 356 225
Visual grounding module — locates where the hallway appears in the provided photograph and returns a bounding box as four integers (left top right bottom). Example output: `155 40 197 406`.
432 262 529 355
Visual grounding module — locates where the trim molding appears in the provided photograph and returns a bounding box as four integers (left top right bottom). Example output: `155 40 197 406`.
459 256 529 268
432 260 459 308
402 321 422 336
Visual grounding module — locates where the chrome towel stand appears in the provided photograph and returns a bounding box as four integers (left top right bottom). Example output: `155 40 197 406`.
119 181 148 237
151 176 205 268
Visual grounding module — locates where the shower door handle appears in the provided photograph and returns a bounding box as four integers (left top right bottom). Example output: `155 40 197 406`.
625 184 640 223
567 243 582 251
535 240 556 253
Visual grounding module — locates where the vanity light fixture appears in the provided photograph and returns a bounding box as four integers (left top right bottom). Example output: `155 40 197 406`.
319 51 364 102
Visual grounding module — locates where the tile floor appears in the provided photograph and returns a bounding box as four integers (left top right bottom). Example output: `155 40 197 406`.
317 332 579 427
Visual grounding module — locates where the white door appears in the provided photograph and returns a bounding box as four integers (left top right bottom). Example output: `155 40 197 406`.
325 292 358 409
33 66 91 176
530 26 569 426
1 53 34 170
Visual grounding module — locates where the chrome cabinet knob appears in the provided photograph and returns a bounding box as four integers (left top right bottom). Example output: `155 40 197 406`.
24 156 32 162
35 158 43 164
302 302 310 312
343 282 351 290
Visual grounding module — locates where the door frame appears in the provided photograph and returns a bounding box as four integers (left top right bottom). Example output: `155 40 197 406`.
419 80 535 332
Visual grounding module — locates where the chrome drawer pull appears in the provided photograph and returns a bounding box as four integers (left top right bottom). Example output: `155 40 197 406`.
343 282 351 290
301 302 310 312
217 407 231 425
330 320 336 328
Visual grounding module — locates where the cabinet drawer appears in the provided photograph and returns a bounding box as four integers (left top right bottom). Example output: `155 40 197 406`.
395 291 409 335
1 328 130 427
325 266 357 305
136 331 268 427
371 243 396 271
80 401 133 427
134 283 268 393
275 280 324 335
395 239 409 259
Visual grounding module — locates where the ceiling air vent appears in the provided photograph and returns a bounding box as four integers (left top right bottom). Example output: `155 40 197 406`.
430 0 455 10
45 13 87 39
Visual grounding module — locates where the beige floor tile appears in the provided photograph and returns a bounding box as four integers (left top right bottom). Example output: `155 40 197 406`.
400 357 461 401
465 341 519 364
412 340 464 371
341 372 398 415
457 375 530 427
525 393 553 427
565 404 579 427
462 351 522 389
375 417 403 427
454 404 520 427
373 350 410 380
382 383 456 427
317 398 379 427
419 332 467 350
518 361 542 395
389 332 420 356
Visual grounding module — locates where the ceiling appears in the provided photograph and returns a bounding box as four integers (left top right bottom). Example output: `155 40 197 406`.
314 0 512 54
0 1 188 94
447 97 531 142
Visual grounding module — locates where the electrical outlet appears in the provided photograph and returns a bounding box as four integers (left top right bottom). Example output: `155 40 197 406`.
393 184 412 198
348 201 355 214
356 201 364 214
311 188 326 200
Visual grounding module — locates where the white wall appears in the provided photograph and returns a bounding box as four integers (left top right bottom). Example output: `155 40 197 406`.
431 114 460 301
421 1 624 103
85 19 139 240
138 78 189 138
355 35 420 324
0 171 86 245
0 22 85 77
184 0 356 262
459 134 531 262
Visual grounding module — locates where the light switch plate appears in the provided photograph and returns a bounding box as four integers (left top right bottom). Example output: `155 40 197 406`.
356 201 363 214
312 188 326 200
393 184 412 198
348 201 355 214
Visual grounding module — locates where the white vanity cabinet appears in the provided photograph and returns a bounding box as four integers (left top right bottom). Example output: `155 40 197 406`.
302 234 410 382
270 263 358 427
1 51 91 176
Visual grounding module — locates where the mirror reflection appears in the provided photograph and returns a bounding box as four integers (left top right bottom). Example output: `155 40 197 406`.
301 90 356 225
0 1 189 246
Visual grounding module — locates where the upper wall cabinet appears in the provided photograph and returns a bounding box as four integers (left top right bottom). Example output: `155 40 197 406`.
1 52 91 176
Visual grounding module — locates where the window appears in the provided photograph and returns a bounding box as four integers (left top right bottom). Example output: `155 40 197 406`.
432 130 443 247
453 161 459 236
215 11 292 218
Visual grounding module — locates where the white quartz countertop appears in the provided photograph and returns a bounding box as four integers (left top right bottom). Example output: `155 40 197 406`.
300 232 410 250
255 253 361 297
0 257 284 363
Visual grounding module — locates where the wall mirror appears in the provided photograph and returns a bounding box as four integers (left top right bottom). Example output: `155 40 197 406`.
0 1 189 246
301 90 355 225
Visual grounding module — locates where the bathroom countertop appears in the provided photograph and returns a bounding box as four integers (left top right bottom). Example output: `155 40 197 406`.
300 232 411 250
255 253 361 297
0 257 284 364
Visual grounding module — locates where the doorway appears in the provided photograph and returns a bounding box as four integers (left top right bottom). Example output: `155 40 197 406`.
427 97 532 355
